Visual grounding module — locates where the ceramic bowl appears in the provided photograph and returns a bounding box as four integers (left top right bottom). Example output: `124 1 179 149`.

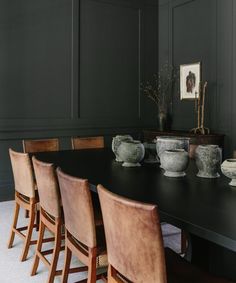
160 149 189 177
112 135 133 162
117 140 145 167
221 159 236 186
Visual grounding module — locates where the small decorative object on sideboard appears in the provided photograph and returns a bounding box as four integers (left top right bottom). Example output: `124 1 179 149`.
195 145 221 178
160 149 189 177
117 140 145 167
143 141 158 163
112 135 133 162
141 63 178 131
156 136 190 167
221 159 236 187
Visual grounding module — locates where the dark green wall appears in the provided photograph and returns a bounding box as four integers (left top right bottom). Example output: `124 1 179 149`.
159 0 236 157
0 0 158 200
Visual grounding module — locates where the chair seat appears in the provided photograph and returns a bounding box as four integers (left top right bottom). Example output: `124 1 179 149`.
165 248 234 283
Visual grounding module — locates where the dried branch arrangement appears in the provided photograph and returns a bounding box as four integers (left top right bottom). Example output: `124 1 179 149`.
141 63 178 114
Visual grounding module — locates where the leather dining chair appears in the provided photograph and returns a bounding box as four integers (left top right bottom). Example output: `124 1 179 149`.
57 168 107 283
22 138 59 219
8 149 39 261
23 138 59 153
71 136 104 150
30 156 63 283
97 185 233 283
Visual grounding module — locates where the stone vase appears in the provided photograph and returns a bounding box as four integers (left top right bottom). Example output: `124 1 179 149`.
160 149 189 177
112 135 133 162
156 136 190 167
117 140 145 167
221 159 236 186
143 142 158 163
195 145 221 178
158 112 167 131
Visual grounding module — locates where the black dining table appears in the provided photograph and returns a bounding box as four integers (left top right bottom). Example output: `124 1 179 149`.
33 148 236 281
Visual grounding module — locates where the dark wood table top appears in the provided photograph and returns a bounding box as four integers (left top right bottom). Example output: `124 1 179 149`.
34 148 236 252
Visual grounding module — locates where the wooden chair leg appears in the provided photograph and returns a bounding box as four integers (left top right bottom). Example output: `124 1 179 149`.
181 230 187 254
8 202 20 249
62 245 72 283
87 248 97 283
108 265 120 283
31 220 46 276
47 224 62 283
20 203 36 261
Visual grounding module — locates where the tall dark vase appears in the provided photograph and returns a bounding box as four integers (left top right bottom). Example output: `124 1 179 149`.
157 112 171 131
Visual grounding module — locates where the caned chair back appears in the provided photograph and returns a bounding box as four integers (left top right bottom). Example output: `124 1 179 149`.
71 136 104 150
23 138 59 153
57 168 96 248
32 156 61 218
9 148 35 198
97 185 167 283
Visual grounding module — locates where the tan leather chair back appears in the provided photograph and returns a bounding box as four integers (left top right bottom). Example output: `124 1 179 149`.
71 136 104 150
98 185 167 283
32 156 61 218
57 168 96 248
9 149 35 198
23 138 59 153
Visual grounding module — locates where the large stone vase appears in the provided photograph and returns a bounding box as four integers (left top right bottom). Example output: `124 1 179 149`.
195 145 221 178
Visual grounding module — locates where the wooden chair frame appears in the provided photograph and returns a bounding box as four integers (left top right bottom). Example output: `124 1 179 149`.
31 207 83 283
31 207 65 283
62 229 106 283
8 192 38 261
23 138 59 153
71 136 104 150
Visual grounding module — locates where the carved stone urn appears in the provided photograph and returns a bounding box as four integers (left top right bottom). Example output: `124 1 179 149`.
195 145 221 178
117 140 145 167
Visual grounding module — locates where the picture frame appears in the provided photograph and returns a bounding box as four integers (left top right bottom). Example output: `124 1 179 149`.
180 62 201 100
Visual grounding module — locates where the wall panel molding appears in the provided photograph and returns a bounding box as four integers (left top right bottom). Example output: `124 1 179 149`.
78 0 142 121
0 0 158 200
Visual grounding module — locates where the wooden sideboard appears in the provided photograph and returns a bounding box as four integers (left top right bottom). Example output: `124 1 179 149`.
143 129 225 158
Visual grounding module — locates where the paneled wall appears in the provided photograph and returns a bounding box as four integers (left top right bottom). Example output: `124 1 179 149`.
0 0 158 200
159 0 236 157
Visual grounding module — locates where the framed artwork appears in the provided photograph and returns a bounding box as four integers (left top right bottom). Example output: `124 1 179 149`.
180 62 201 100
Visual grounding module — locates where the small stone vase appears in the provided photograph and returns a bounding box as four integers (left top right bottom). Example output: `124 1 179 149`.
158 112 167 131
117 140 145 167
112 135 133 162
195 145 221 178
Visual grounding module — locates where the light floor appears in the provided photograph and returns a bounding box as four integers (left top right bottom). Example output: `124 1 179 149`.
0 201 181 283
